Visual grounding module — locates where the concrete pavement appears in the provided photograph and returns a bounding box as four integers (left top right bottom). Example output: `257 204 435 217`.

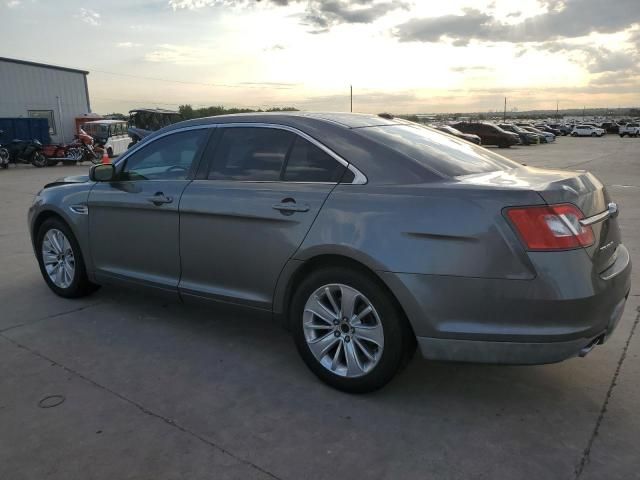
0 135 638 479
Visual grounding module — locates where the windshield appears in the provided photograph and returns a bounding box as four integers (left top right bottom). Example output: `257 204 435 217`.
357 124 521 177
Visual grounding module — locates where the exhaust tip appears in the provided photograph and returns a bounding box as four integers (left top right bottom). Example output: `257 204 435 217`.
579 334 605 357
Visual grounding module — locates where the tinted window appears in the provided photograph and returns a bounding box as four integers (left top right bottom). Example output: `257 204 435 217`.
284 137 344 182
121 129 207 181
356 124 521 177
209 127 293 181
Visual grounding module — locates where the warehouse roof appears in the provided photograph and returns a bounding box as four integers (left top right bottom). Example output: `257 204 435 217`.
0 57 89 75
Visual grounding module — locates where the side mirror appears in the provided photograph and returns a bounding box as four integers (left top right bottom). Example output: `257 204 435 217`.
90 164 116 182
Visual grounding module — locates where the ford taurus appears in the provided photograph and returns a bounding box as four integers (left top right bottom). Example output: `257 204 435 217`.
29 113 631 392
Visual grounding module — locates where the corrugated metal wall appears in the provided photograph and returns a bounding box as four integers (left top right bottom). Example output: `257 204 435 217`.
0 60 90 144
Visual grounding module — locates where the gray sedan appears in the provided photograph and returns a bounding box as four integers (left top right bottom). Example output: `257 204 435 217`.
29 113 631 393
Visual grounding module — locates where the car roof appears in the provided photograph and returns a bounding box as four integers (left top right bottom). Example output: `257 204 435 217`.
129 108 180 114
84 120 127 125
171 112 399 130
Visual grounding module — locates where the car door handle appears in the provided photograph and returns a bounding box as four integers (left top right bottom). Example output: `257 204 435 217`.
272 202 310 213
147 192 173 205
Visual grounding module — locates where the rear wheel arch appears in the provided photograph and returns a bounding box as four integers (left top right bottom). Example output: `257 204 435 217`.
280 254 416 340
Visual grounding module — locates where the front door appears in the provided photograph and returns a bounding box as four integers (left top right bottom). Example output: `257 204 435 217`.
179 125 348 309
88 127 210 292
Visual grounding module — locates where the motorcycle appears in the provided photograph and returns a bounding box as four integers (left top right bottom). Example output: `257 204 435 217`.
0 130 9 169
5 138 47 168
41 129 102 166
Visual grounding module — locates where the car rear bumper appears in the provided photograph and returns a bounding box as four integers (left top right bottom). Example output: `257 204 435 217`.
381 244 632 365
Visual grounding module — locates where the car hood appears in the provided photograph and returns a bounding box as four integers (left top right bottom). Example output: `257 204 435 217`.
44 174 90 189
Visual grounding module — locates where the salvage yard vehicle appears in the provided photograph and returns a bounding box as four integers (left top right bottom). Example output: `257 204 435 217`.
434 124 481 144
619 123 639 137
127 108 182 147
572 125 605 137
5 138 46 167
518 125 555 143
82 120 129 158
498 123 540 145
29 113 631 393
452 122 520 147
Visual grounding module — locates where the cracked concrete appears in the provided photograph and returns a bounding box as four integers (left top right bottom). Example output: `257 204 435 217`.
0 135 638 479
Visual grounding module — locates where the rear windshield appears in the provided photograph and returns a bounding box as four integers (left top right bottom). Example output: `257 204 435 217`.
356 124 521 177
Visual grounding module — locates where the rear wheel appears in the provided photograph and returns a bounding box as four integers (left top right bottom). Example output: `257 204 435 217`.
36 218 99 298
591 132 597 137
291 267 414 393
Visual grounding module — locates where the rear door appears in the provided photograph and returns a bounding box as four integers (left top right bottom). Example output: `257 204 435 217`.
179 124 348 309
88 127 210 292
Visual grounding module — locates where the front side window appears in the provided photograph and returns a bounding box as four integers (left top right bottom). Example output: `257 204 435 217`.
120 129 208 181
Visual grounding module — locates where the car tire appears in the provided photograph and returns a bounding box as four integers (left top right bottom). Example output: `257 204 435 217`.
571 133 578 137
291 266 414 393
31 151 47 168
36 217 100 298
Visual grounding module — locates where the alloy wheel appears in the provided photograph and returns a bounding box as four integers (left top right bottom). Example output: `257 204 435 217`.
303 284 384 378
42 229 75 289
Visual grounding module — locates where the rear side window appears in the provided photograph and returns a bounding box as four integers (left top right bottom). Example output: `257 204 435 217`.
208 127 345 182
356 124 521 177
284 137 345 182
209 127 293 181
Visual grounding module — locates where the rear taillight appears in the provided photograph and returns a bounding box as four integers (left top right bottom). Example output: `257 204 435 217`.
505 204 595 251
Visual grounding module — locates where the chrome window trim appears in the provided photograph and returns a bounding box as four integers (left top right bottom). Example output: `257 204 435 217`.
114 122 367 185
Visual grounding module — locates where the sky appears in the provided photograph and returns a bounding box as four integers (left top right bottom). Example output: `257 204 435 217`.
1 0 639 114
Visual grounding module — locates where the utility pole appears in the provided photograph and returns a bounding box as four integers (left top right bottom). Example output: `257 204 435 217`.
583 106 586 121
556 100 559 120
503 97 506 122
350 85 353 113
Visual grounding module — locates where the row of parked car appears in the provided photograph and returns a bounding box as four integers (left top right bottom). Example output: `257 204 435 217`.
432 120 640 147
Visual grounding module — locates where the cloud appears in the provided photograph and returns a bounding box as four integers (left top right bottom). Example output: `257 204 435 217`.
264 44 286 51
450 65 493 73
77 8 101 26
6 0 21 7
145 44 213 65
536 40 639 73
168 0 408 32
301 0 409 32
394 0 640 44
117 42 142 48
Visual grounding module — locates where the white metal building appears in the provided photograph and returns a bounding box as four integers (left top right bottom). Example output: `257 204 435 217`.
0 57 91 143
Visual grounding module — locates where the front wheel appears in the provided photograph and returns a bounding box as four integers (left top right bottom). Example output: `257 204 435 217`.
36 218 99 298
591 132 597 137
31 151 47 168
291 267 414 393
571 132 578 137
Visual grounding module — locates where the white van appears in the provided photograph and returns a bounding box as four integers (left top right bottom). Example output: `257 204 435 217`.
82 120 129 157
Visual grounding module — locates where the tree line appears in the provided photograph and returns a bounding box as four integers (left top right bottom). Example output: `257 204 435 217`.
178 104 299 120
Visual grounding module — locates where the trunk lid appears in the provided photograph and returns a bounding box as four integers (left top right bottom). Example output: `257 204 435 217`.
459 166 620 273
525 167 620 273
